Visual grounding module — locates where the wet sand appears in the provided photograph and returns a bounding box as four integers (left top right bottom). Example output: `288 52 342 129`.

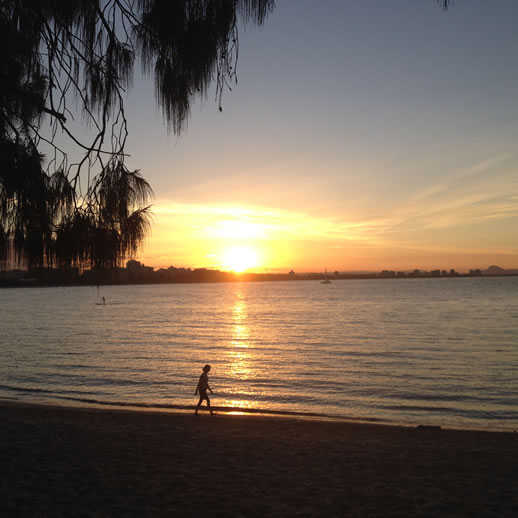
1 401 517 517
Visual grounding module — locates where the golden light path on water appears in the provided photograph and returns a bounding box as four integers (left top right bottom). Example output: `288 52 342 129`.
222 289 259 411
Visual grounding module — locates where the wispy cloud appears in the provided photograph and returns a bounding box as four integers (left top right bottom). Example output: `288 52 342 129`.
146 151 518 269
154 170 518 247
153 200 392 243
378 154 518 231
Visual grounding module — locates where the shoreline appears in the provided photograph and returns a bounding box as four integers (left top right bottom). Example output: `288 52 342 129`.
2 396 515 434
0 396 518 434
3 398 515 433
2 400 517 516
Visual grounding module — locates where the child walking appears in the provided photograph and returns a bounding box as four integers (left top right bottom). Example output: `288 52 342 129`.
194 364 214 415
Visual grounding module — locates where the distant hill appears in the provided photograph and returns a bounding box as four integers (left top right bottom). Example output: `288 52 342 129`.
483 265 518 275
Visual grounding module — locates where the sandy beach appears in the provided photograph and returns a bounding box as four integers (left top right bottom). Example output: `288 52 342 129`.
1 402 517 517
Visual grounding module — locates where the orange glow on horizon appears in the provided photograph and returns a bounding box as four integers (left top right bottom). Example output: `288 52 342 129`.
141 201 518 273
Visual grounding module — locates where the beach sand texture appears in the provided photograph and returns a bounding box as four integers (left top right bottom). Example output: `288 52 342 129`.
1 402 517 517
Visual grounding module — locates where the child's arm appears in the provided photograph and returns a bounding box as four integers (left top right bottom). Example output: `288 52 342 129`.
208 382 213 394
195 380 199 395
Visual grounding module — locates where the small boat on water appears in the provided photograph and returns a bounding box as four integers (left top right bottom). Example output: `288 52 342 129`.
321 267 331 284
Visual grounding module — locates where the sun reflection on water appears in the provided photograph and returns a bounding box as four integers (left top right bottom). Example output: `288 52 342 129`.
220 288 260 410
228 291 252 378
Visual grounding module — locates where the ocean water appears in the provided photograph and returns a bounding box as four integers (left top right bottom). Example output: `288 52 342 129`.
1 277 517 430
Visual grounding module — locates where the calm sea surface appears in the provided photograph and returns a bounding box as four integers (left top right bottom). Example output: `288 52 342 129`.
1 277 517 430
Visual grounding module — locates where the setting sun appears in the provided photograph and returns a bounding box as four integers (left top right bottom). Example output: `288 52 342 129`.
221 246 259 273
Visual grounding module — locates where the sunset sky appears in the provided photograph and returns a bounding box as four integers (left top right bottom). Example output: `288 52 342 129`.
121 0 518 273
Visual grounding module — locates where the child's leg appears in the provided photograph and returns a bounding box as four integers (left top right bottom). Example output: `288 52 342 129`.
194 395 204 414
206 395 214 414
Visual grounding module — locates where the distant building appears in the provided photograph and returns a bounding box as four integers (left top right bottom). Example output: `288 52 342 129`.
127 260 154 281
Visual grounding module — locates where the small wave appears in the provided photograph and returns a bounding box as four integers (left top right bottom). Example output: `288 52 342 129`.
0 383 104 398
383 404 456 413
381 403 518 421
0 384 55 395
53 395 329 417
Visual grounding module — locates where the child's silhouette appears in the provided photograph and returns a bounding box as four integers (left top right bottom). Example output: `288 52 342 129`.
194 364 214 415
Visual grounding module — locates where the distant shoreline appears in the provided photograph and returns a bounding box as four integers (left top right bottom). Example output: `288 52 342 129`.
1 269 517 288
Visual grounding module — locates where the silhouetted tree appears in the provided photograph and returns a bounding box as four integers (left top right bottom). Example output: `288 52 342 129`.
0 0 274 270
